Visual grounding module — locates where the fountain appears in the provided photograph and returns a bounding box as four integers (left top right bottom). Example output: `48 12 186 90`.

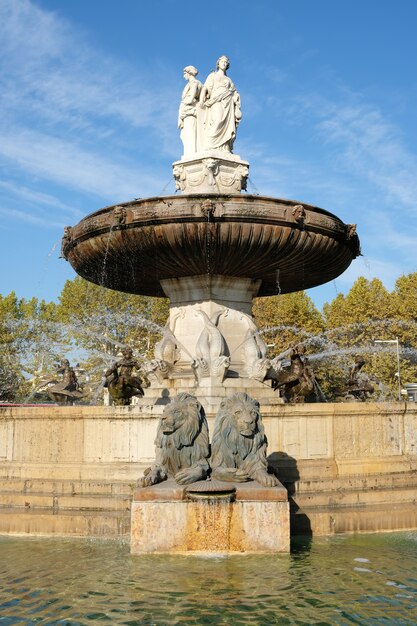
61 56 361 554
63 56 360 411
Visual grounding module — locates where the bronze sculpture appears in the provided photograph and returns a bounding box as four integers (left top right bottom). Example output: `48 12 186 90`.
210 392 279 487
104 347 149 406
47 359 84 405
139 392 210 487
273 344 317 403
343 357 374 401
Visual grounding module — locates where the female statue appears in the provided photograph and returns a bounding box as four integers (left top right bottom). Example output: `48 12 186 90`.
178 65 202 157
199 55 242 152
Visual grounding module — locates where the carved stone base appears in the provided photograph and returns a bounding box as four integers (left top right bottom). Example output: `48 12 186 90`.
173 152 249 195
131 479 290 554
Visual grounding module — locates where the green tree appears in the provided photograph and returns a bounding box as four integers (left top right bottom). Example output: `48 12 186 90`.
253 291 325 357
0 292 66 401
322 277 403 400
56 277 169 401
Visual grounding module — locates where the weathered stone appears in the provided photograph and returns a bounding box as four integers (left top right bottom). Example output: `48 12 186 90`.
131 480 290 554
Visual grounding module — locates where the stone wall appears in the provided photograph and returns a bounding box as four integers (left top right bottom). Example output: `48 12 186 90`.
1 402 416 479
1 402 417 537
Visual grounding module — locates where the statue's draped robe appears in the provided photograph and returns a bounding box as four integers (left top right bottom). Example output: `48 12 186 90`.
199 73 239 151
178 80 202 157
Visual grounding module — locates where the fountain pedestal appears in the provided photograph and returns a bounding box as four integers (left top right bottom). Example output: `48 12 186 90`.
131 479 290 554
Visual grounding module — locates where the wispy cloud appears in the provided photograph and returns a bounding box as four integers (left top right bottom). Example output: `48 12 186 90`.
0 127 164 201
0 180 79 215
0 206 65 229
0 0 178 221
290 92 417 214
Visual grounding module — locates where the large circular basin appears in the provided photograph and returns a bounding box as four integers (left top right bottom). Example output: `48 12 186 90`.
65 194 360 297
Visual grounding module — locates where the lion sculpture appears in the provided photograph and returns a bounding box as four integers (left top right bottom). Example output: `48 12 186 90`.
210 392 279 487
139 392 210 487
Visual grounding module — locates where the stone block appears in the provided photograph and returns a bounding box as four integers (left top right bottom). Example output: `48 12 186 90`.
172 153 249 195
131 480 289 554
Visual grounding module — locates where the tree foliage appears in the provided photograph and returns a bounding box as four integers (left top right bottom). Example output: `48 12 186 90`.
253 291 325 358
2 272 417 404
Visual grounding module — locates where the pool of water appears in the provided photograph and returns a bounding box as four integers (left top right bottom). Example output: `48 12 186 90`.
0 533 416 625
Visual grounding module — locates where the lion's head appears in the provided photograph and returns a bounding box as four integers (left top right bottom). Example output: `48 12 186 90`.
210 392 269 479
154 392 210 481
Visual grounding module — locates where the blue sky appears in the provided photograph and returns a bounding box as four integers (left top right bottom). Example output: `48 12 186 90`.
1 0 416 310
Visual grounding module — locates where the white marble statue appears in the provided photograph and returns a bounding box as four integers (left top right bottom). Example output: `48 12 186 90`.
198 55 242 153
178 66 202 157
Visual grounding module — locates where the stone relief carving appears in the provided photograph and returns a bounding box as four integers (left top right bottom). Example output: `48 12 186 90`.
200 199 216 217
173 163 187 191
194 309 230 383
292 204 306 226
173 156 249 194
147 319 181 382
204 158 219 186
138 392 210 487
60 226 73 260
113 205 126 226
210 392 279 487
240 313 272 382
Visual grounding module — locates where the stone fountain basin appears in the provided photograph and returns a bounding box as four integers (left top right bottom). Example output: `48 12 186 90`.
66 194 360 297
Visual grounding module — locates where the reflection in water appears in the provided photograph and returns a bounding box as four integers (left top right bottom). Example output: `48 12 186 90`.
0 533 417 624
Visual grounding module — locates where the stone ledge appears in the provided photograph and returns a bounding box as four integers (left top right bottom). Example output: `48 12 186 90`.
133 478 288 502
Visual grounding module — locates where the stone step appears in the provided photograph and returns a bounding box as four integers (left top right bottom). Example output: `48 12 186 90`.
292 472 417 494
0 508 130 538
292 501 417 536
0 491 131 512
293 484 417 508
0 477 135 497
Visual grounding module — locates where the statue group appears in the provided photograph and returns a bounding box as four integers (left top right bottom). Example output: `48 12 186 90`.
178 55 242 157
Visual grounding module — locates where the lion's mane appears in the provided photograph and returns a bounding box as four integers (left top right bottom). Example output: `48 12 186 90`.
210 392 269 478
155 392 210 477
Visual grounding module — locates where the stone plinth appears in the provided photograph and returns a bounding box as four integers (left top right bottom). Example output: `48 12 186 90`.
130 479 290 554
173 152 249 195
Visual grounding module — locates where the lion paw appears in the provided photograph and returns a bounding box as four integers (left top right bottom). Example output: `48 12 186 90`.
175 466 204 485
254 470 280 488
138 467 166 488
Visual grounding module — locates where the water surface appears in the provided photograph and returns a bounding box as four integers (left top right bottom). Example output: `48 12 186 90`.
0 532 416 624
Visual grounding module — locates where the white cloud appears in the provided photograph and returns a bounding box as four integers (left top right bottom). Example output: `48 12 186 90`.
0 0 179 207
0 126 164 201
301 95 417 213
0 180 79 215
0 206 65 229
